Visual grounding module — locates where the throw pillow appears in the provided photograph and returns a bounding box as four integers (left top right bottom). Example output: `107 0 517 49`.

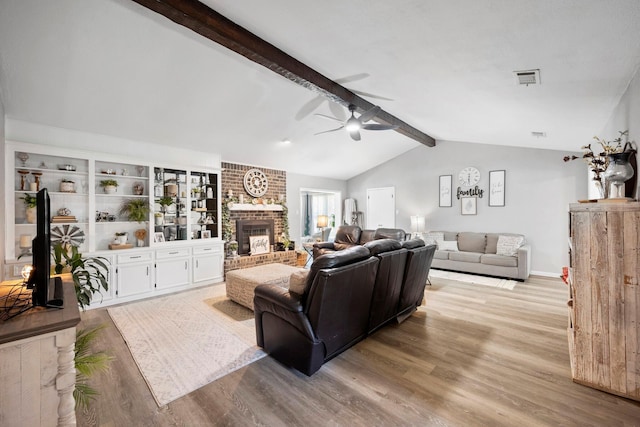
289 270 309 295
424 231 444 245
437 240 459 251
496 235 524 256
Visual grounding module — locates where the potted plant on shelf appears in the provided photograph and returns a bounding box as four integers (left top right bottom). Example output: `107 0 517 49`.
119 199 150 222
154 212 164 226
20 193 37 223
99 179 118 194
158 196 174 213
114 232 128 245
227 241 238 258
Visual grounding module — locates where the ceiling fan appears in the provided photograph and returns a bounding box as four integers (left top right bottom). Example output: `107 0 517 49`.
294 73 393 121
314 104 398 141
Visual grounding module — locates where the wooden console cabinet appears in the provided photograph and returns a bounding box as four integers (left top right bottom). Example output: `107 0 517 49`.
568 202 639 401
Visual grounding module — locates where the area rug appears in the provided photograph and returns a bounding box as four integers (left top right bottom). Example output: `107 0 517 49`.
107 285 265 407
429 269 517 290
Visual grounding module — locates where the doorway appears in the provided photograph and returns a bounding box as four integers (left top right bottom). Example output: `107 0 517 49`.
366 187 395 228
299 189 342 242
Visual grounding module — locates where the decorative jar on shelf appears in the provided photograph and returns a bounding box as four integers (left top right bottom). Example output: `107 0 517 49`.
604 151 634 199
154 213 164 226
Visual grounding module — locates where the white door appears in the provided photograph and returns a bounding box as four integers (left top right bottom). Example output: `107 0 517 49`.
366 187 395 229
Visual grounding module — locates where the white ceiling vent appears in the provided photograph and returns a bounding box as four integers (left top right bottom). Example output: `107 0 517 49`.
514 69 540 86
531 131 547 138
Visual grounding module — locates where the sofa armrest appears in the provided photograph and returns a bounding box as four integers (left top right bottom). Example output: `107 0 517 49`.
516 244 531 280
254 284 316 347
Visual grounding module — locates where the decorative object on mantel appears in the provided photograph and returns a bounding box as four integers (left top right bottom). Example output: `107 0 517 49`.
563 130 636 200
243 168 269 197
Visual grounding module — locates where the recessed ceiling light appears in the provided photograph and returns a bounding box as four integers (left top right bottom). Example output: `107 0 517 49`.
281 139 291 144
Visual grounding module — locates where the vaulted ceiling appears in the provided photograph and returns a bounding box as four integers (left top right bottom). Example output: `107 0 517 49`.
1 0 640 180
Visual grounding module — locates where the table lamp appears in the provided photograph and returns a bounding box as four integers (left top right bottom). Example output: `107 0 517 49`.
410 215 425 239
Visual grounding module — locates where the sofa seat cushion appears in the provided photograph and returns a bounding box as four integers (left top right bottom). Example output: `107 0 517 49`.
481 254 518 267
458 232 487 253
449 251 482 263
434 250 450 260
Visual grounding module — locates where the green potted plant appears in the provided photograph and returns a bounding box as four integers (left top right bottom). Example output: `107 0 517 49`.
99 179 118 194
119 199 150 222
52 242 110 311
20 193 37 223
158 196 174 213
227 241 238 257
74 325 112 410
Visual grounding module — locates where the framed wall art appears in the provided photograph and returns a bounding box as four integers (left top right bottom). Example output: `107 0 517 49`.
201 230 211 239
489 170 506 207
249 234 270 255
153 231 165 243
439 175 452 207
461 197 477 215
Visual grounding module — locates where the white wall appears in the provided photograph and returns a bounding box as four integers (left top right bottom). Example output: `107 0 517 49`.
347 140 587 276
5 119 221 170
0 94 5 280
600 67 640 200
286 173 347 248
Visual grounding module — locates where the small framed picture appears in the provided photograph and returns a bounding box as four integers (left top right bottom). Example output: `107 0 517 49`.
249 235 270 255
201 230 211 239
461 197 477 215
439 175 452 207
489 170 506 207
154 232 165 243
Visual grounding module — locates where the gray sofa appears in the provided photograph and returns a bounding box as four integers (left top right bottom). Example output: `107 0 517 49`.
426 231 531 281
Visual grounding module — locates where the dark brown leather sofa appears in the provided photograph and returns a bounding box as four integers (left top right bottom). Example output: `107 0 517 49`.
254 238 434 376
312 225 406 259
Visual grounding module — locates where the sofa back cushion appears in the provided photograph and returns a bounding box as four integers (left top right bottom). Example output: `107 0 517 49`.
333 225 362 250
458 232 486 253
374 228 406 241
360 229 376 244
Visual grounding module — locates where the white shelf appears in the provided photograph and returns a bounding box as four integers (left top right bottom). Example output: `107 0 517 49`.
228 203 283 211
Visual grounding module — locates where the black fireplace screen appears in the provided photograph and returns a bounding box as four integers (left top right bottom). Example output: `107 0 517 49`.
236 219 275 255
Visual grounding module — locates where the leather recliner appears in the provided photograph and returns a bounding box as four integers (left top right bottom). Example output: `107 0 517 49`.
313 225 406 258
396 240 436 323
254 246 379 376
363 238 408 334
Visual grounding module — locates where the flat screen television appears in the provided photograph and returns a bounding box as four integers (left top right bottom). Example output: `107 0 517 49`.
26 188 63 307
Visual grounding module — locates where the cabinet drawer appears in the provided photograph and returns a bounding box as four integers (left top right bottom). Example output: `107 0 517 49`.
117 252 153 264
156 248 190 259
193 245 222 255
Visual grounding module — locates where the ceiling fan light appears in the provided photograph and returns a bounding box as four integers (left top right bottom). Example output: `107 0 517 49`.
345 118 360 132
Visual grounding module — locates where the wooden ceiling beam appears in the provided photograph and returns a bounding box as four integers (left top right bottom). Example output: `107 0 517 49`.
131 0 436 147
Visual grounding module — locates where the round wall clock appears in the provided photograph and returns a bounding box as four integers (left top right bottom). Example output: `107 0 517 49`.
458 166 481 187
243 168 269 197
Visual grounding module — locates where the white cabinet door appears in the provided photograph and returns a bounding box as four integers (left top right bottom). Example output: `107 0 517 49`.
156 258 190 289
117 263 153 297
193 253 223 283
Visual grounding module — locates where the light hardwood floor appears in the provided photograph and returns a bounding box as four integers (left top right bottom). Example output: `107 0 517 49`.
76 275 640 426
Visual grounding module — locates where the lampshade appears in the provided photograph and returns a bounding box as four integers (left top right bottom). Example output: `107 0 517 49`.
410 215 425 233
317 215 329 228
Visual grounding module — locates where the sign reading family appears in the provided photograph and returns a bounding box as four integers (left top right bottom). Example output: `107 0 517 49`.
456 186 484 199
249 235 270 255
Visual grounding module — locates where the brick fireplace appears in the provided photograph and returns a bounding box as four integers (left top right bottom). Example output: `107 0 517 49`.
221 162 297 274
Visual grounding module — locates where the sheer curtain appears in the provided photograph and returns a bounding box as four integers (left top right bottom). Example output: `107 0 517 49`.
301 192 336 237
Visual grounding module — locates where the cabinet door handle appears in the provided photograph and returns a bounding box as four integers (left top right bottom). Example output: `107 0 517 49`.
203 248 212 251
185 261 188 270
169 251 179 255
146 266 149 276
130 255 142 259
196 260 199 268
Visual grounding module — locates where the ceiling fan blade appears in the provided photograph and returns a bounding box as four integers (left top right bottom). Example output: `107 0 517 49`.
314 113 343 122
351 89 394 101
295 95 325 121
349 129 361 141
328 101 348 121
358 105 381 123
334 73 370 84
314 126 344 136
362 123 399 131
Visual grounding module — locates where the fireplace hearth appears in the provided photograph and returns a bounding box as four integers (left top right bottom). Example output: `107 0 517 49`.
236 219 275 255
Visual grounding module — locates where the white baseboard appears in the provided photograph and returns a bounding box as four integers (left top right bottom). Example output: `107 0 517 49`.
530 270 560 278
